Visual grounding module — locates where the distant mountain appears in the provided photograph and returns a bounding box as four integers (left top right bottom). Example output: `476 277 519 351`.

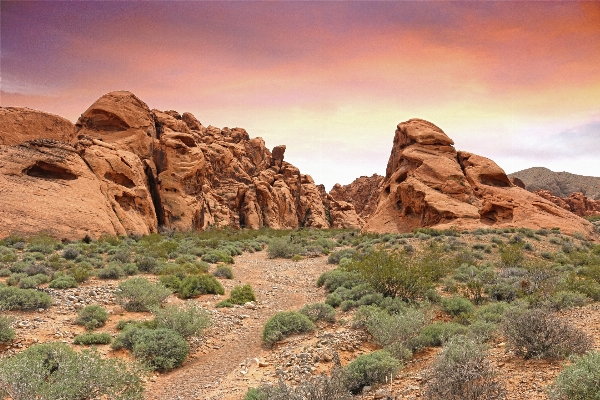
509 167 600 200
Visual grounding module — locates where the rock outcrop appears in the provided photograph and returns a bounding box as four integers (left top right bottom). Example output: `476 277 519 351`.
509 167 600 200
329 174 384 219
0 107 75 145
0 91 362 239
534 190 600 218
363 119 597 237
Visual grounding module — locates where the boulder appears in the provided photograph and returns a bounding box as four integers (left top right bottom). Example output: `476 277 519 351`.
0 107 74 145
0 140 128 239
363 119 597 238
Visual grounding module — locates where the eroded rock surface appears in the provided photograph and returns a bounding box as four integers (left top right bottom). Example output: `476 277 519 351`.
363 119 597 237
0 107 75 145
0 91 361 239
535 190 600 217
329 174 384 220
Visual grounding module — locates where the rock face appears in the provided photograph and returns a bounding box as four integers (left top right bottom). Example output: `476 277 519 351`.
0 91 362 239
363 119 597 237
329 174 384 219
509 167 600 200
534 190 600 218
0 107 75 145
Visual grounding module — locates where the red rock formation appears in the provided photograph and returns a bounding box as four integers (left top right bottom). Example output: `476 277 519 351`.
363 119 597 238
0 107 75 145
0 140 133 239
0 91 363 239
329 174 384 219
535 190 600 217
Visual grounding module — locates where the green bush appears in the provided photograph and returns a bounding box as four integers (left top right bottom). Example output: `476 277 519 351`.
179 274 224 299
26 233 58 254
0 315 15 343
441 296 475 318
245 369 352 399
96 263 124 280
266 238 305 259
132 328 189 371
343 350 401 394
412 322 469 348
115 277 171 312
152 304 210 338
327 249 356 264
347 249 446 300
0 285 52 311
425 336 506 399
75 305 109 330
262 311 315 346
474 302 512 324
299 303 336 323
0 342 143 400
499 243 525 268
355 305 428 351
158 275 181 291
229 284 256 304
70 263 92 283
503 308 592 359
213 265 233 279
549 290 588 310
73 332 112 345
316 269 363 292
135 255 158 273
201 251 234 264
548 351 600 400
49 276 78 289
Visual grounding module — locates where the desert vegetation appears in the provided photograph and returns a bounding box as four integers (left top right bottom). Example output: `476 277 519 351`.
1 226 600 398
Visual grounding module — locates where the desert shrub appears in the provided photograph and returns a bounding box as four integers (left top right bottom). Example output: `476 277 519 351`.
549 290 588 310
97 262 124 280
76 305 109 330
158 274 181 291
474 302 511 323
441 296 475 318
413 322 469 349
26 233 58 254
0 316 15 343
228 284 256 304
49 276 78 289
0 285 52 310
266 238 305 259
18 276 42 289
299 303 336 323
122 263 139 276
158 263 187 279
246 368 352 400
327 248 356 264
548 351 600 400
425 336 506 400
179 274 224 299
115 277 171 312
70 263 93 283
132 328 188 371
135 255 158 273
355 305 429 351
201 251 234 264
73 332 112 345
262 311 315 346
559 274 600 301
213 265 234 279
112 326 144 351
503 308 592 359
108 250 131 264
343 350 401 394
498 243 525 268
216 300 233 308
0 268 10 277
316 269 363 292
62 246 80 260
152 304 210 338
0 342 143 400
347 249 446 300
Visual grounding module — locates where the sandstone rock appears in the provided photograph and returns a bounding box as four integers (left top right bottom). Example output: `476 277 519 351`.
0 107 75 145
510 177 526 189
363 119 597 237
535 190 600 217
181 112 203 131
0 139 128 239
75 91 156 159
329 174 384 219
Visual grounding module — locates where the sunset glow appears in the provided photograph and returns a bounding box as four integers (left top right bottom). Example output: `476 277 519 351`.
2 1 599 189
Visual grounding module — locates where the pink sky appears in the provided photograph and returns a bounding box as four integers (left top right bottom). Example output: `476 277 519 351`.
2 1 599 189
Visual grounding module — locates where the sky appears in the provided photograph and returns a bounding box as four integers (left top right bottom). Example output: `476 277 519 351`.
1 1 600 190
